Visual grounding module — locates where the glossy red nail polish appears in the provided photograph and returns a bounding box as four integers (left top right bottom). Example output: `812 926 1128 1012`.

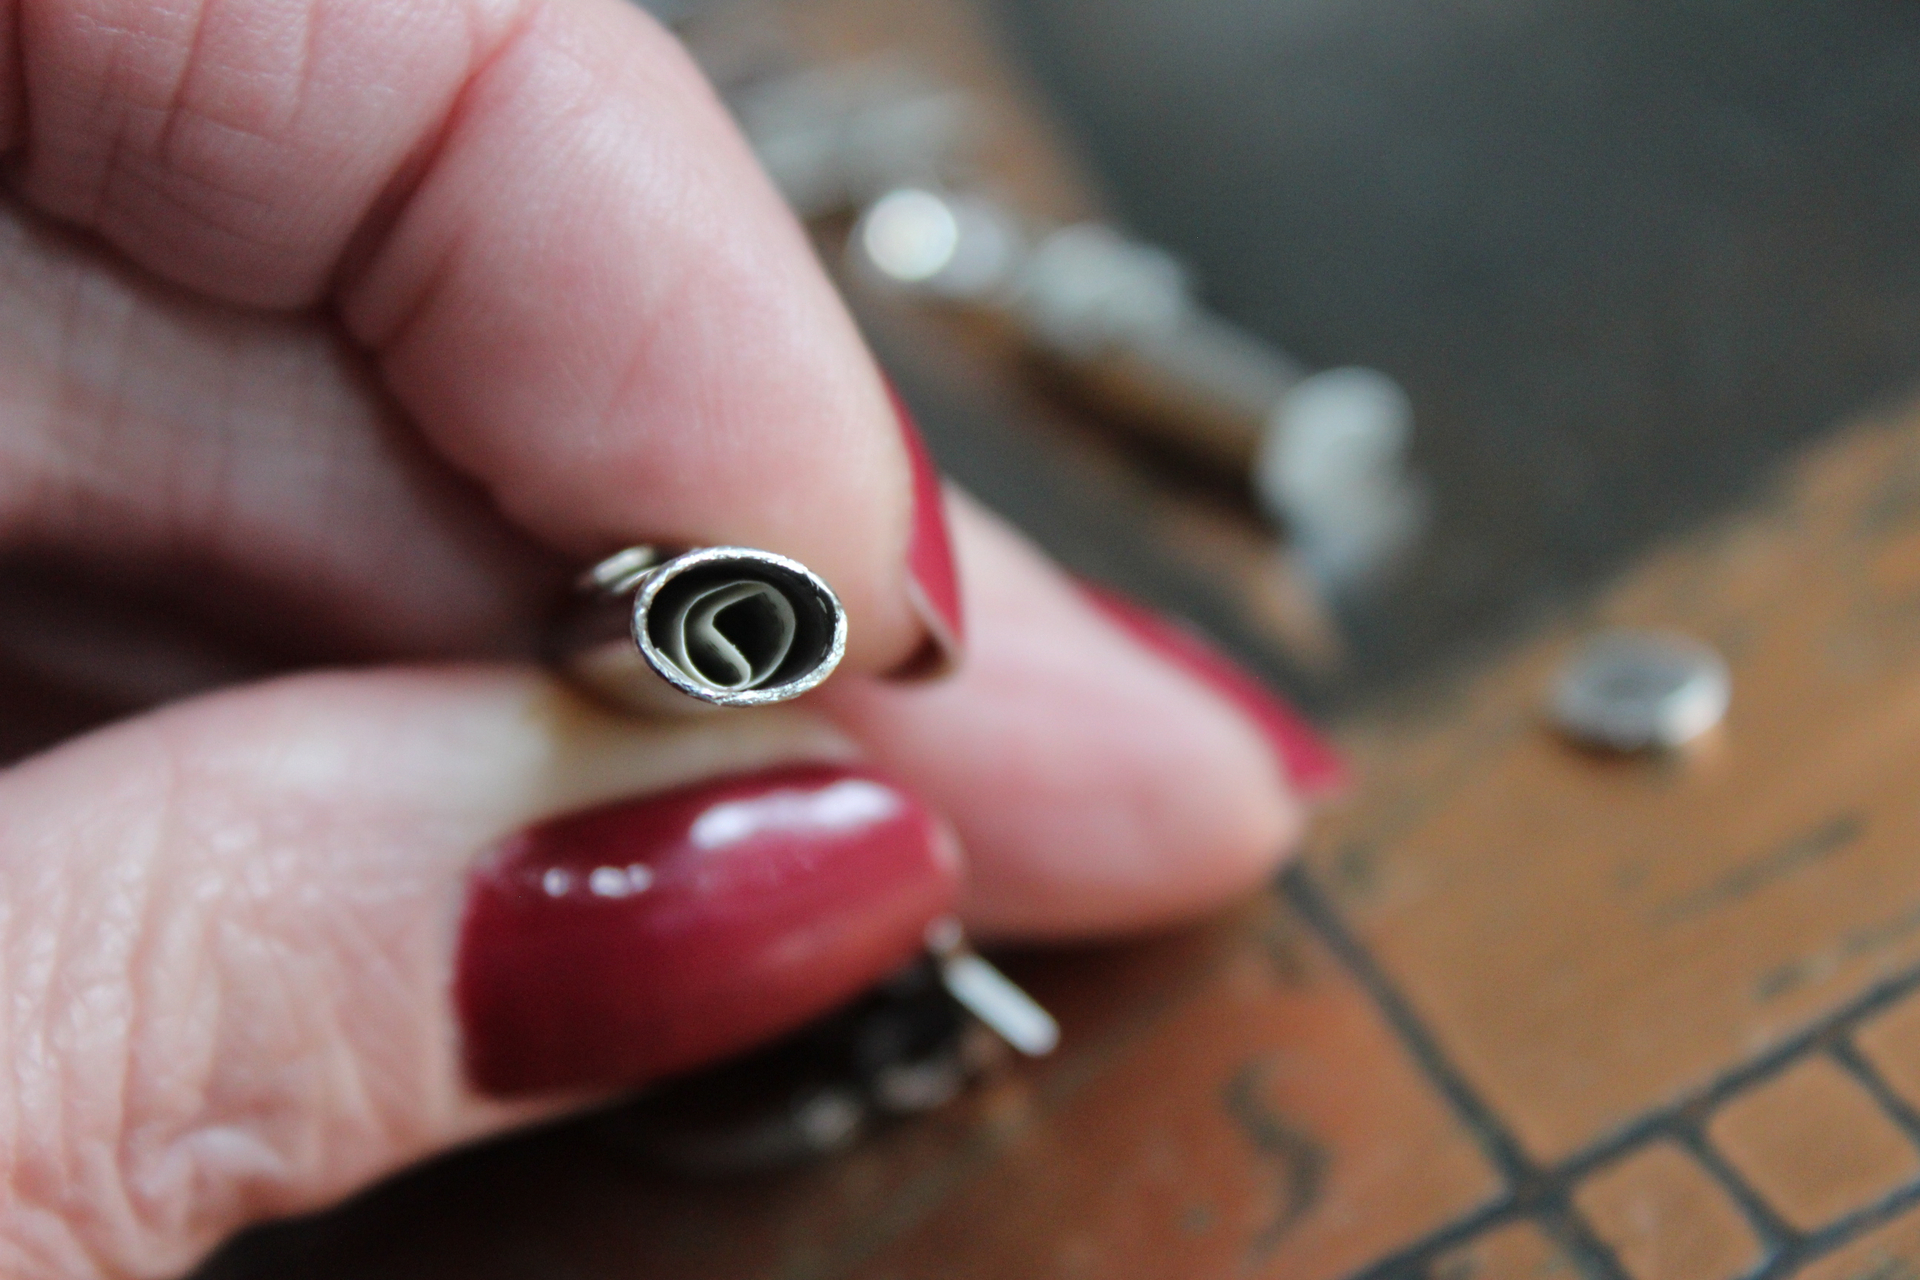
456 765 960 1097
889 388 965 678
1080 584 1348 800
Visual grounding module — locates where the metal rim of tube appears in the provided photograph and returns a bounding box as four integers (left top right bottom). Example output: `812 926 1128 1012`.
629 546 848 708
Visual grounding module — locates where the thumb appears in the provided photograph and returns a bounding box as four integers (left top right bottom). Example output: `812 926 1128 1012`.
0 669 957 1278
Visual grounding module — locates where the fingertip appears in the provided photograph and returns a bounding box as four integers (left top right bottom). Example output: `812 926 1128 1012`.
456 761 960 1095
335 0 930 675
0 665 915 1270
820 496 1306 940
1074 581 1349 801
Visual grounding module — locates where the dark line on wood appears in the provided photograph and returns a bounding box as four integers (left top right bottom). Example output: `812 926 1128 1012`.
1222 1060 1329 1260
1280 865 1630 1280
1280 865 1534 1182
1556 966 1920 1184
1319 939 1920 1280
1648 814 1864 927
1833 1039 1920 1149
1670 1123 1797 1253
1750 1180 1920 1280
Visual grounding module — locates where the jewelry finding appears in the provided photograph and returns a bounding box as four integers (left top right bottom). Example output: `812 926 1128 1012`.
551 545 849 713
594 918 1057 1174
1550 629 1730 752
923 916 1060 1057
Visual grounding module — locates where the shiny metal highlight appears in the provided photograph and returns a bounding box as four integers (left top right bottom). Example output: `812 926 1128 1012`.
924 917 1059 1057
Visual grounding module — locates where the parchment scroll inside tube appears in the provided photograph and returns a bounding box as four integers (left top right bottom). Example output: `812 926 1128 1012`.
659 579 799 693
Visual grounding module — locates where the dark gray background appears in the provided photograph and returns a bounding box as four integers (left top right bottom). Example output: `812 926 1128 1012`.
920 0 1920 700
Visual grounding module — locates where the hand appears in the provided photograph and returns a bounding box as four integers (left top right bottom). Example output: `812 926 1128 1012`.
0 0 1315 1273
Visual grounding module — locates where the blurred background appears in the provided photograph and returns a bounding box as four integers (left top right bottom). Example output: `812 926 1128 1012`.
646 0 1920 714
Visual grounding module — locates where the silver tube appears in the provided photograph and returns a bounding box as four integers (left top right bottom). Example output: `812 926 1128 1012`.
550 546 848 714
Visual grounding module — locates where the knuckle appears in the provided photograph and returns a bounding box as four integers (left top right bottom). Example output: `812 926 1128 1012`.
17 0 517 307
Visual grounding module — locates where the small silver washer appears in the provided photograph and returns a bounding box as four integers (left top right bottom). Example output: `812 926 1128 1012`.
1550 630 1731 751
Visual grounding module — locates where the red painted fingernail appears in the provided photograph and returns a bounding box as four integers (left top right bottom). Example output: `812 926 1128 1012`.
1079 584 1348 800
889 388 964 678
456 765 960 1096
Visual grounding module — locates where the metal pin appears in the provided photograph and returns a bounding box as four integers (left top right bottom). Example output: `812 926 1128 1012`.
848 183 1430 600
850 192 1421 517
852 198 1306 470
549 545 848 714
924 917 1059 1057
595 950 1010 1173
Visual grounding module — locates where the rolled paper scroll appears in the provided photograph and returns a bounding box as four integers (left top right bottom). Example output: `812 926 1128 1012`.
661 579 799 692
551 546 847 713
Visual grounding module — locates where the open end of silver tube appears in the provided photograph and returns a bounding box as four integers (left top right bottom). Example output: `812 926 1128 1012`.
633 548 847 707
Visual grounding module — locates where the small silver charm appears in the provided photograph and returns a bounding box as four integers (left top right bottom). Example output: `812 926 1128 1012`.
550 545 848 714
1551 629 1731 752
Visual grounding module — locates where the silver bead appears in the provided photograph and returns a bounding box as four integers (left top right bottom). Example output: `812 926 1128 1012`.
852 186 1027 301
1550 630 1731 751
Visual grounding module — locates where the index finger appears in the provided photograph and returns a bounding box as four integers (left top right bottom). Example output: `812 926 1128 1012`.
3 0 954 673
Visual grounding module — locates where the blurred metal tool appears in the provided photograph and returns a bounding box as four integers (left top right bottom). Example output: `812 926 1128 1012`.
853 186 1428 595
856 186 1027 302
732 60 978 219
854 192 1305 469
1255 368 1429 597
1012 223 1313 474
1551 630 1731 752
550 545 847 714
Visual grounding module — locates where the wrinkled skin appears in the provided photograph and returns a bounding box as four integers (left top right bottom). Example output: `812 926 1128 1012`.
0 1 1302 1274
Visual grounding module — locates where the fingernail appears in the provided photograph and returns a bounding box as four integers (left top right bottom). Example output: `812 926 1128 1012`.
888 387 965 678
456 764 961 1096
1079 584 1348 800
